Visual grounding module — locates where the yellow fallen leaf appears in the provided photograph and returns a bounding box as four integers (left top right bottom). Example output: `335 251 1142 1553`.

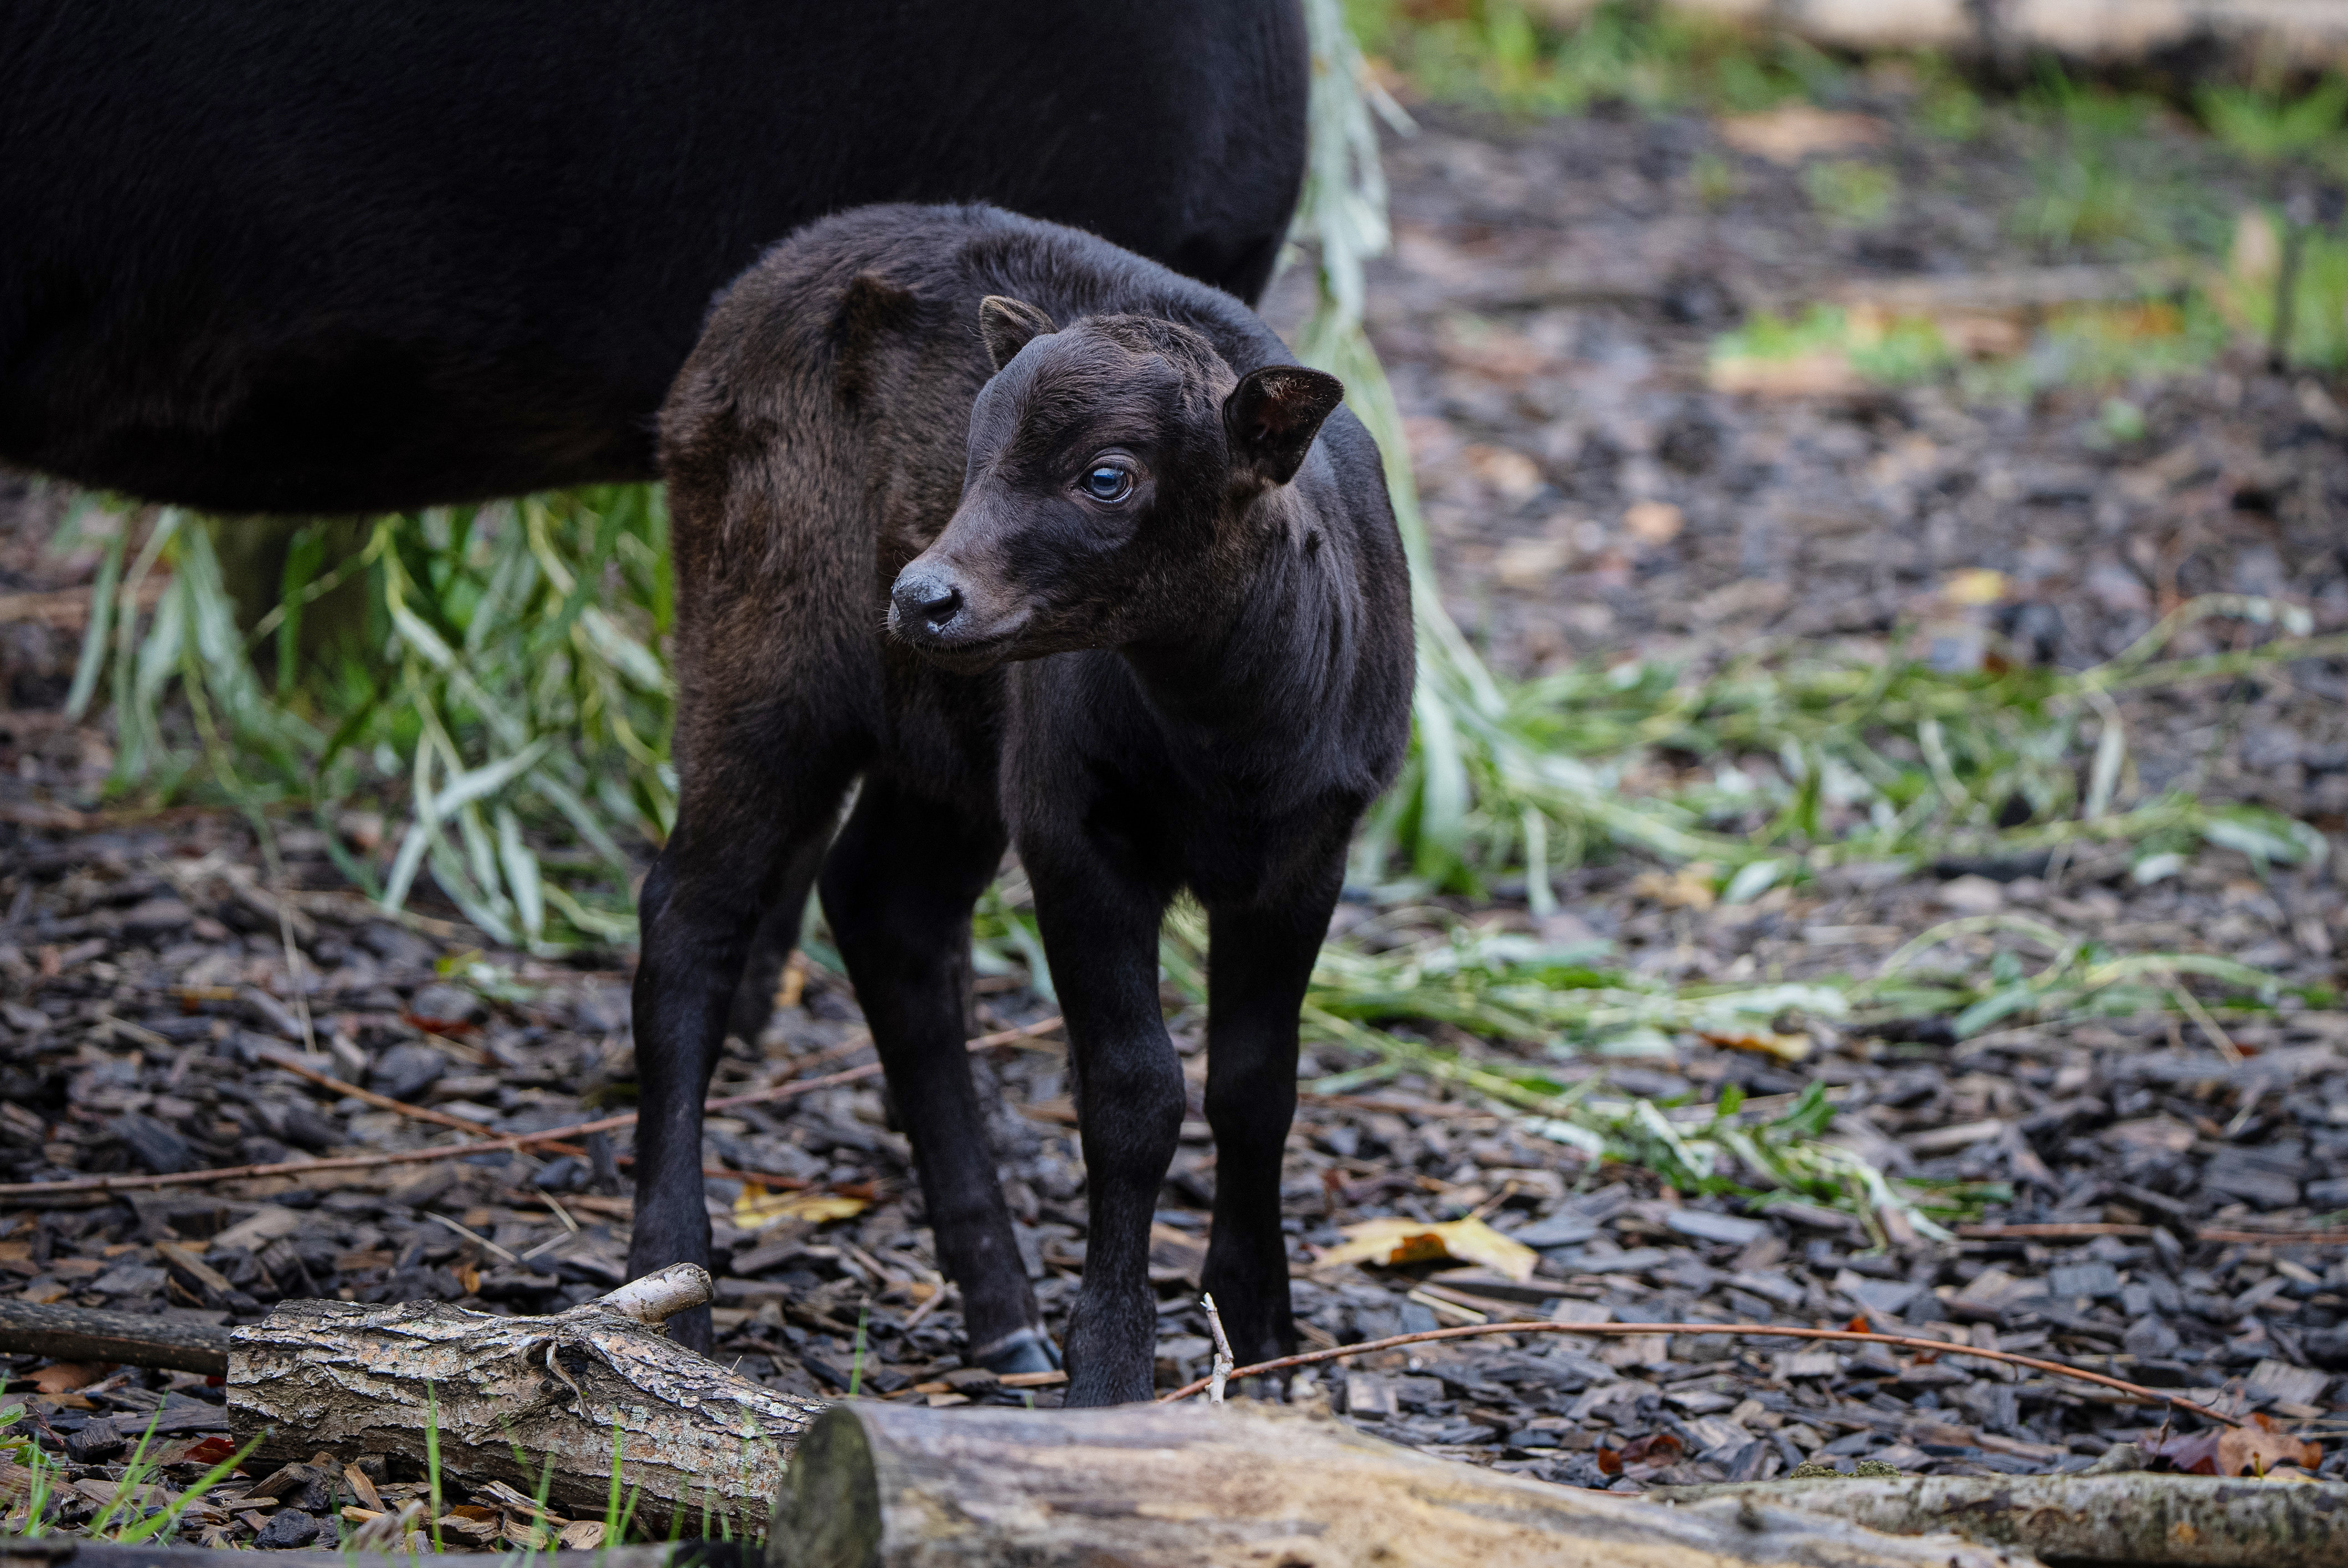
733 1184 868 1231
1316 1215 1539 1284
1630 864 1718 910
1941 568 2007 606
1697 1025 1813 1063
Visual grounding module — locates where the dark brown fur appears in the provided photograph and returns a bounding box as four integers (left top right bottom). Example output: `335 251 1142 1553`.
636 204 1412 1403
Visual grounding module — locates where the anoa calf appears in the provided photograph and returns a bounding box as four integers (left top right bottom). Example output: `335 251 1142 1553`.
637 204 1413 1405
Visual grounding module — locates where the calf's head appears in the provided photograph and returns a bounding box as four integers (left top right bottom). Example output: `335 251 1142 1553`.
887 297 1343 669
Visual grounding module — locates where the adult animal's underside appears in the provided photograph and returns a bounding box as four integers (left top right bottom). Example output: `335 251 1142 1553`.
0 1 1305 512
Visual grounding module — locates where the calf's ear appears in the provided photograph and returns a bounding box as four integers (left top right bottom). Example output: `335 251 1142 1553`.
1223 366 1345 486
979 296 1058 372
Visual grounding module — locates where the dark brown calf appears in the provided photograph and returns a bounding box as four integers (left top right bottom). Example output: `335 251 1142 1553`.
637 204 1413 1404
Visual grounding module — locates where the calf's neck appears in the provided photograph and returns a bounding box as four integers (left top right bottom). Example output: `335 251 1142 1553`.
639 204 1412 1404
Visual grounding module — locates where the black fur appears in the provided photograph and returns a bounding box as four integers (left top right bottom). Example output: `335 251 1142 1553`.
644 205 1414 1399
0 1 1306 513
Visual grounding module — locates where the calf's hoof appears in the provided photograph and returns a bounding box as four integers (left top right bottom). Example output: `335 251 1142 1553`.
974 1326 1062 1377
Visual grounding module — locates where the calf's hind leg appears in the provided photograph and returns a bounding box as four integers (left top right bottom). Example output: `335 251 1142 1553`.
629 729 864 1354
725 899 805 1050
820 775 1055 1373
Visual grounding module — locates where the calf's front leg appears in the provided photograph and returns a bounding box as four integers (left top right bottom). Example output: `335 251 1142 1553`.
1028 855 1180 1406
1199 870 1343 1372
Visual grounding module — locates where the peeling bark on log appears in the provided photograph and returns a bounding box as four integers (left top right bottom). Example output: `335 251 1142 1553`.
1651 1474 2348 1568
0 1301 231 1375
769 1399 2046 1568
226 1265 822 1537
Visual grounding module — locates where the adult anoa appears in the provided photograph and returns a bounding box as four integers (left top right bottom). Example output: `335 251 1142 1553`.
645 204 1413 1400
0 1 1303 513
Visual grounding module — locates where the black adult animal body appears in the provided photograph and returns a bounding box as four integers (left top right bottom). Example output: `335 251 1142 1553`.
647 205 1414 1400
0 1 1305 514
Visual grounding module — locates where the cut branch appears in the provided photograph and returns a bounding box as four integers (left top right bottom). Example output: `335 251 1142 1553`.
0 1301 233 1376
1650 1473 2348 1568
226 1263 820 1536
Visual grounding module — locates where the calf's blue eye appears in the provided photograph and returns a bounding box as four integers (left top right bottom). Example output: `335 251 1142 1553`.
1081 465 1133 502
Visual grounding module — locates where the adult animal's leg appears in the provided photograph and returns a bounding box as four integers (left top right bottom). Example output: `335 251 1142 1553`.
820 776 1056 1373
629 730 862 1354
1028 850 1181 1406
725 899 804 1049
1201 858 1345 1371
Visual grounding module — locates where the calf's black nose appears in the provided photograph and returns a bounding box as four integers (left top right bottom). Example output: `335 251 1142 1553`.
892 569 963 634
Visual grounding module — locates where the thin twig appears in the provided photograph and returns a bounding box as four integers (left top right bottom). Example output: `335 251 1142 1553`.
270 884 319 1060
1958 1223 2151 1240
1201 1293 1235 1406
0 1016 1063 1200
425 1211 518 1265
1154 1321 2242 1425
258 1045 534 1143
2164 976 2243 1065
1961 1220 2348 1249
900 1282 954 1333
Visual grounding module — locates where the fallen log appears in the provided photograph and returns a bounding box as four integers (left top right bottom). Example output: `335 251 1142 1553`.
1650 1471 2348 1568
770 1398 2043 1568
1523 0 2348 71
0 1301 232 1375
0 1540 755 1568
226 1263 822 1538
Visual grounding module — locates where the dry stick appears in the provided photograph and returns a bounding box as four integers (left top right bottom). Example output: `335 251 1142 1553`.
260 1044 812 1189
0 1015 1064 1200
258 1044 529 1142
901 1281 954 1333
1960 1223 2154 1240
1960 1222 2348 1247
1156 1322 2243 1426
1201 1293 1236 1407
2164 976 2244 1066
